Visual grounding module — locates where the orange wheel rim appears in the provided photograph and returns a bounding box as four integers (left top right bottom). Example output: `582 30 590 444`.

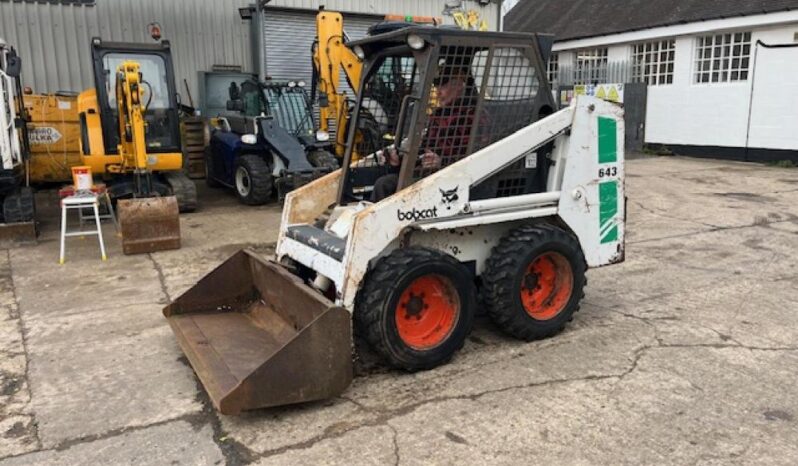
520 252 574 321
395 274 460 350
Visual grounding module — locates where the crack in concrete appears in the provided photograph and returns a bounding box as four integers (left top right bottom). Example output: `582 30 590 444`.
186 365 258 466
18 300 163 323
0 414 207 461
250 337 798 461
631 200 720 230
595 303 792 354
0 379 261 463
388 423 401 466
656 342 798 352
147 253 172 303
727 252 779 331
637 163 745 178
628 217 797 245
254 372 623 460
3 248 43 452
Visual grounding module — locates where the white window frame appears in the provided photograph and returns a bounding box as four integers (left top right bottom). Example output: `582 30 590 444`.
547 53 559 85
631 39 675 85
694 31 752 84
573 48 608 85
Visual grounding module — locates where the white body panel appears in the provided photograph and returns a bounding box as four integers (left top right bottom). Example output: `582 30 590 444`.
277 96 625 310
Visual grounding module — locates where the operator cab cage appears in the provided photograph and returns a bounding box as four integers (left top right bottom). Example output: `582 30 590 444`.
89 38 182 156
228 79 317 141
339 27 557 205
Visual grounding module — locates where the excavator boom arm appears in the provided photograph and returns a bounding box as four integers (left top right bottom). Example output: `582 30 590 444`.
116 60 149 172
314 11 363 157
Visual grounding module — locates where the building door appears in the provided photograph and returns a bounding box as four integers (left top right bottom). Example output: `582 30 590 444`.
258 8 380 137
746 42 798 159
260 8 379 95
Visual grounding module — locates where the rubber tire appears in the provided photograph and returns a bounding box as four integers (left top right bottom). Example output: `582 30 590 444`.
482 224 587 341
3 187 35 223
355 247 476 371
234 154 273 205
204 147 222 188
307 150 339 170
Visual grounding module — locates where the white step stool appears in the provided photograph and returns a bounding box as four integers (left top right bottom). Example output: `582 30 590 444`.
59 192 109 264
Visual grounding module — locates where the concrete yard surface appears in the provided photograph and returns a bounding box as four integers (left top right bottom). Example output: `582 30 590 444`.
0 155 797 464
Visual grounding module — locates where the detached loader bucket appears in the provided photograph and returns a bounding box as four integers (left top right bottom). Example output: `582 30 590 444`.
163 249 352 415
118 196 181 255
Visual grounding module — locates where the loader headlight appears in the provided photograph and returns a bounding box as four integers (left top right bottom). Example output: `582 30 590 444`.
353 45 365 60
241 134 257 145
407 34 426 50
297 80 306 88
288 81 297 88
315 130 330 142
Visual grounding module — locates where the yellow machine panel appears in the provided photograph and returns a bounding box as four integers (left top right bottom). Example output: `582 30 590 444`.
76 88 182 175
23 94 82 183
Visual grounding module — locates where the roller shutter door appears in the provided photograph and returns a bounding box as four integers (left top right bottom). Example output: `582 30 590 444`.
261 8 378 98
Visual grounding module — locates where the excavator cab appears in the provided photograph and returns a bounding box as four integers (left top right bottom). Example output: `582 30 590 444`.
94 48 181 160
79 38 195 254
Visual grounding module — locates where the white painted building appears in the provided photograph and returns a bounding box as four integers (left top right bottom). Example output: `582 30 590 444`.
507 1 798 162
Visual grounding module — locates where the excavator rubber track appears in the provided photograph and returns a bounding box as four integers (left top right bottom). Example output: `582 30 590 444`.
164 171 198 213
163 249 352 415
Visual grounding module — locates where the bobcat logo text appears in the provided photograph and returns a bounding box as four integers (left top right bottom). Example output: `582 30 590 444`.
396 206 439 222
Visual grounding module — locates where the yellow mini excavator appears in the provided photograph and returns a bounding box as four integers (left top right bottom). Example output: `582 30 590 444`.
78 38 196 254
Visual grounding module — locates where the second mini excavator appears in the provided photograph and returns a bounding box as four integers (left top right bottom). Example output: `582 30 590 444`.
78 38 196 254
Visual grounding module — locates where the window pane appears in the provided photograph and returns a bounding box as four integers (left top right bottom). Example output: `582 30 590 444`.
633 38 676 85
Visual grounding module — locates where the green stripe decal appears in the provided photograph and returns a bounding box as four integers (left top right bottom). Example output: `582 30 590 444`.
599 180 619 244
598 117 617 164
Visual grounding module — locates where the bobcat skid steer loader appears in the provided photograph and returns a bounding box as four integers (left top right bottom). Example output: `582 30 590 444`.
165 27 625 415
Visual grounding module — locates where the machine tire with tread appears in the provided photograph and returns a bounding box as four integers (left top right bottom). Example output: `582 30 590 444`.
355 247 475 371
3 187 35 223
308 150 339 170
482 224 586 341
164 171 198 213
235 155 273 205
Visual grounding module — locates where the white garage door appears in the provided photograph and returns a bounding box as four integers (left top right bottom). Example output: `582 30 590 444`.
747 43 798 151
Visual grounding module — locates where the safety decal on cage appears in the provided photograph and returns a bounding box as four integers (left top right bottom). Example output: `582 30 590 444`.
597 116 619 244
599 181 619 244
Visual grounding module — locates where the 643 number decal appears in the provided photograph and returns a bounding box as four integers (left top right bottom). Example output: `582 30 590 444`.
598 166 618 178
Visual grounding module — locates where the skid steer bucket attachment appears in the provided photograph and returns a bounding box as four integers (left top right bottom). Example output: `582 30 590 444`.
118 196 181 255
163 249 352 415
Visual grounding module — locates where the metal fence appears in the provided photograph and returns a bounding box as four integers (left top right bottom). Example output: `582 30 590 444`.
555 61 633 86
